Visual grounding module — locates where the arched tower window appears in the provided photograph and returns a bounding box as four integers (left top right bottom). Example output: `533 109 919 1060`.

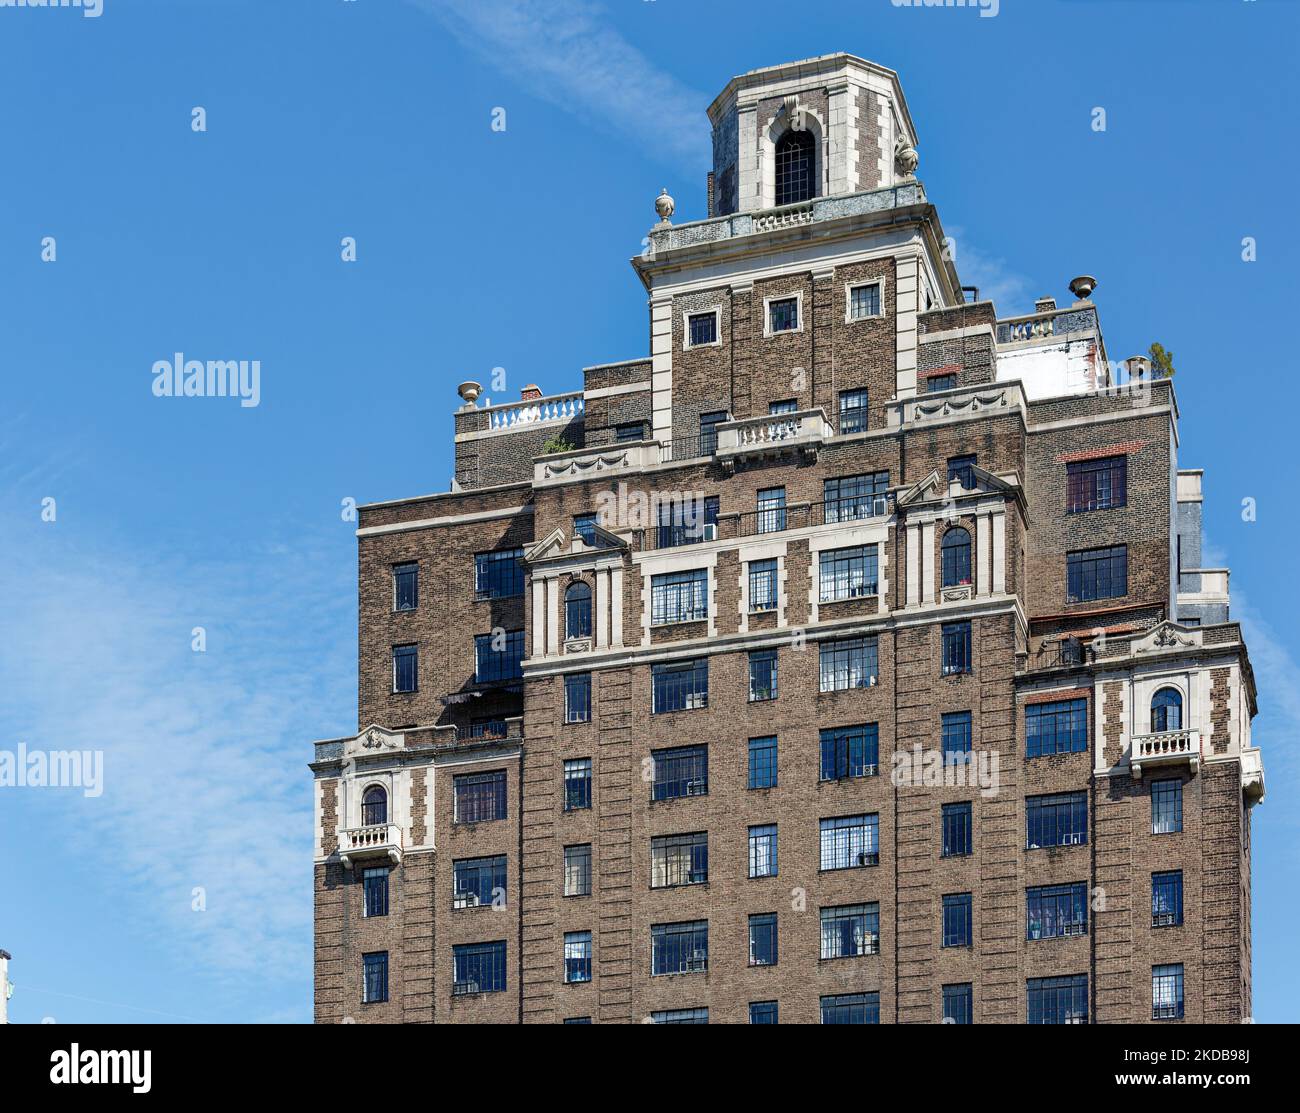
1152 688 1183 733
362 785 388 827
942 527 973 588
775 130 816 206
566 582 593 640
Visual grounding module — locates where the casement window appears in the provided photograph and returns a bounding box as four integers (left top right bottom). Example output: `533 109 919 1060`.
650 744 708 801
563 932 592 984
748 559 779 612
614 421 646 442
650 1008 708 1024
453 770 507 824
1152 779 1183 834
942 893 973 948
651 658 708 712
820 904 879 960
1151 687 1183 732
563 844 592 898
362 952 388 1004
651 569 709 626
941 527 972 588
1026 791 1088 849
1067 455 1127 512
564 673 591 724
1152 965 1185 1020
942 712 972 765
1027 698 1088 757
767 295 800 334
573 513 598 545
818 636 878 691
948 455 978 490
1026 882 1089 940
748 824 778 878
747 736 778 789
775 129 815 205
838 388 869 434
942 621 972 675
392 562 418 611
565 582 593 639
927 373 957 393
847 281 883 320
452 855 506 910
818 544 878 601
748 649 778 701
1152 870 1184 927
749 1001 779 1024
650 920 709 976
650 832 708 889
1067 545 1128 603
655 495 718 548
1027 975 1088 1024
452 941 507 995
768 399 799 415
698 411 728 455
392 644 418 693
563 758 592 812
943 984 973 1025
819 814 879 870
942 802 973 857
362 867 389 918
474 548 525 599
361 785 387 826
821 993 880 1025
474 630 524 682
686 311 718 348
819 723 878 781
748 913 778 967
757 487 787 533
824 472 890 522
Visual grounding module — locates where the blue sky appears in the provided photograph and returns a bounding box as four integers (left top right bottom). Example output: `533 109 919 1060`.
0 0 1295 1024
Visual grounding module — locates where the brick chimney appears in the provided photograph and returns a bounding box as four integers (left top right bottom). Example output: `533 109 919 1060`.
521 384 543 401
1035 296 1057 313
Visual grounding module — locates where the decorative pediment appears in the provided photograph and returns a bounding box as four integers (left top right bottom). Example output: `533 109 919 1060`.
526 523 628 564
344 724 403 758
896 465 1018 510
1132 622 1203 655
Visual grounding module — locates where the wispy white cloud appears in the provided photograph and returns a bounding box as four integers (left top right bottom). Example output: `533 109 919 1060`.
944 224 1036 314
406 0 709 167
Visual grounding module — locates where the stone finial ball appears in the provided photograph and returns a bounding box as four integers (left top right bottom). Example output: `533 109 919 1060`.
655 188 675 222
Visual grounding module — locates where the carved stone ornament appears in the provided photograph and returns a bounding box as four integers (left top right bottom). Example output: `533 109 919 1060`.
894 134 919 177
654 188 675 225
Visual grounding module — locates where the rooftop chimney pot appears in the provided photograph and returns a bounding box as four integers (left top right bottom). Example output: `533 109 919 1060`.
521 384 543 401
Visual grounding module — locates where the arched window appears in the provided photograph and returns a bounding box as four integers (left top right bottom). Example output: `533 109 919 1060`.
942 527 972 588
565 582 593 640
775 130 816 206
1152 688 1183 733
362 785 388 827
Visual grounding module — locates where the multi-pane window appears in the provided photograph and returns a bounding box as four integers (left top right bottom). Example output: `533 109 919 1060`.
819 636 878 691
573 513 598 545
948 455 978 490
819 724 878 781
941 527 972 588
838 388 869 434
749 649 778 701
942 802 973 857
563 844 592 898
474 548 525 599
687 311 718 347
655 496 718 548
1067 545 1128 603
698 412 728 455
1152 688 1183 732
452 941 507 995
821 992 880 1024
652 658 708 712
474 630 524 682
749 559 779 612
651 921 709 976
614 421 646 442
393 562 418 611
564 931 592 984
749 1001 778 1024
775 130 815 206
563 1017 592 1024
824 472 890 522
942 712 972 764
651 569 709 625
392 644 418 693
453 855 507 910
848 282 882 320
363 867 389 918
927 373 957 393
943 893 973 948
820 904 879 959
1152 964 1185 1020
768 296 800 334
819 814 879 870
1027 698 1088 757
748 824 778 878
650 744 708 801
819 545 878 601
769 399 799 415
943 984 973 1025
1027 975 1088 1024
942 621 972 675
749 913 778 967
565 582 592 639
1026 882 1089 940
453 770 507 824
650 832 708 888
757 487 787 533
563 758 592 811
564 673 591 724
1026 792 1088 849
748 736 778 789
1152 779 1183 834
362 952 388 1004
650 1008 709 1024
1067 455 1127 512
1152 871 1184 927
361 785 387 826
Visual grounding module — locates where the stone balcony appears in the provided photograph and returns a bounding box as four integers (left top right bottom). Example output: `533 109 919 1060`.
337 823 403 868
1129 729 1201 779
715 408 834 469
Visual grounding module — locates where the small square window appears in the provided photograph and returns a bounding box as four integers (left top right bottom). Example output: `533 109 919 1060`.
767 296 799 334
614 421 646 442
687 311 718 348
847 282 882 320
927 374 957 393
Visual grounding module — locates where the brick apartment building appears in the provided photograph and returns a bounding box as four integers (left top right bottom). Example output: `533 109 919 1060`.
311 54 1265 1025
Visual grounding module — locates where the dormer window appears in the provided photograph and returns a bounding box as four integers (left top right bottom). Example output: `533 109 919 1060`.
775 130 815 206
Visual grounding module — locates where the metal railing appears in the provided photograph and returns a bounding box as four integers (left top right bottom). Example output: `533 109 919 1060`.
633 495 893 551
